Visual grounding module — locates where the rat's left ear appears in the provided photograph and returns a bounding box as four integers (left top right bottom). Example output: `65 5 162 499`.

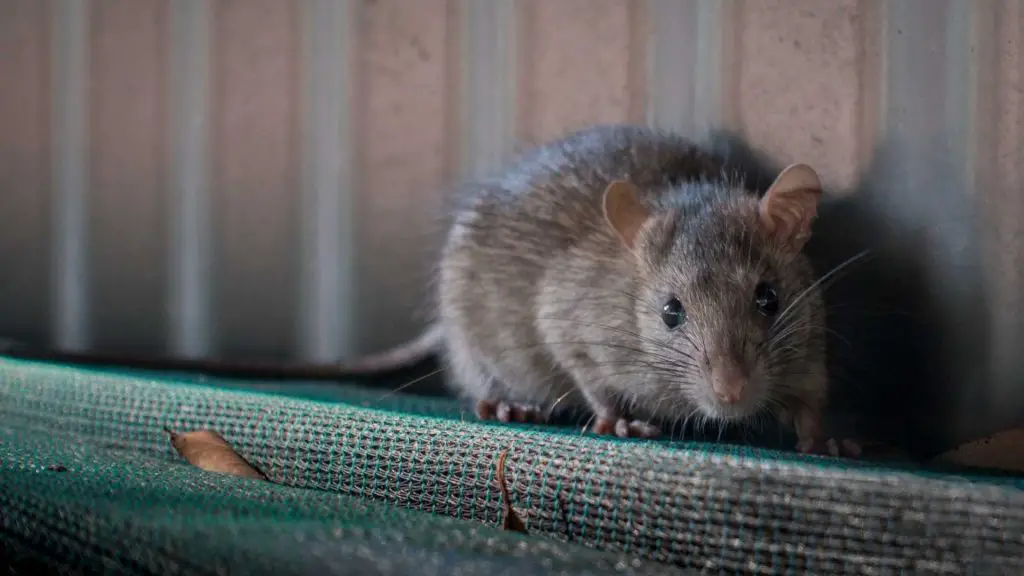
758 163 822 253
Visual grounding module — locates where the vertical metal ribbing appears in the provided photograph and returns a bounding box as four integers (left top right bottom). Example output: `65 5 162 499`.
647 0 737 137
51 0 90 351
646 0 698 133
168 0 212 358
878 0 989 451
297 0 356 362
459 0 518 180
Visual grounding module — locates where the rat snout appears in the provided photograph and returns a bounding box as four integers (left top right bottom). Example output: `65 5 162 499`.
709 361 748 405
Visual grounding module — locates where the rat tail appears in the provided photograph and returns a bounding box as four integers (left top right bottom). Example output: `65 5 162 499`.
0 323 446 381
336 322 444 375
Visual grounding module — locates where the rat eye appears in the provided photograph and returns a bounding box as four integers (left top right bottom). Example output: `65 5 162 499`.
661 297 686 329
755 282 779 316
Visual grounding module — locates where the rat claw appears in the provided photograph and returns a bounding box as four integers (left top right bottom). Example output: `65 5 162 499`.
614 419 631 438
590 418 615 436
510 403 545 423
591 417 660 439
475 400 546 424
795 437 820 454
796 436 864 459
826 438 840 457
628 420 661 438
496 403 514 422
475 400 497 420
840 438 863 458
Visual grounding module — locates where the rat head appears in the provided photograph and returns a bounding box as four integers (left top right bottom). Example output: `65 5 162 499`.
602 164 824 422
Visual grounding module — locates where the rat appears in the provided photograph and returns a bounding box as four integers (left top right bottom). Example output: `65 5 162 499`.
1 124 855 456
435 124 857 456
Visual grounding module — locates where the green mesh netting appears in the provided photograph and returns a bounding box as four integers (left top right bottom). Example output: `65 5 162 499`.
2 356 1023 575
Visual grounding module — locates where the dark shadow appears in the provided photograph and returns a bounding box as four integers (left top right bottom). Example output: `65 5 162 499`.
709 129 992 460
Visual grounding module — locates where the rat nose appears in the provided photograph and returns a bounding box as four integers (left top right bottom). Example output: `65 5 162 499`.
710 362 747 405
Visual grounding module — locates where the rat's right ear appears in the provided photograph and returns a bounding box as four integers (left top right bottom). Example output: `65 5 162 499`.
602 180 650 250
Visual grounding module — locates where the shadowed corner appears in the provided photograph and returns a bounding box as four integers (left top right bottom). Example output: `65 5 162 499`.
804 151 937 461
708 129 993 461
813 137 993 461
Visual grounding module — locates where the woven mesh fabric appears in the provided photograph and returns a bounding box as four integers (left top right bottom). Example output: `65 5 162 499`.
0 423 684 575
2 356 1024 575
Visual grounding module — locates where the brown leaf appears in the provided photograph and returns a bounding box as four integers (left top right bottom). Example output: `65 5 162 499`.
935 429 1024 473
496 448 527 533
164 427 267 480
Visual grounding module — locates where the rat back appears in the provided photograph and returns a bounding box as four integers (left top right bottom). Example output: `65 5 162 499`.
435 124 733 415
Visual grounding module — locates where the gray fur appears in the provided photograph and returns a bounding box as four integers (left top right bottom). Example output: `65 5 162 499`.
436 124 827 436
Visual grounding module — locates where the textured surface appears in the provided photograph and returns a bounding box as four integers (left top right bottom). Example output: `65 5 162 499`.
1 429 685 575
2 356 1024 574
1 0 1023 455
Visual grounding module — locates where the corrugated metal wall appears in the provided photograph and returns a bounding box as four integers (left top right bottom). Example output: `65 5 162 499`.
0 0 1021 454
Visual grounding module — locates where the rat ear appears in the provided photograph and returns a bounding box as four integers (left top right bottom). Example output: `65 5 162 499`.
602 179 650 250
758 163 822 252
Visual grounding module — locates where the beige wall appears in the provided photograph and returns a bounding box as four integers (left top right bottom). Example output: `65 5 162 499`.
0 0 1022 454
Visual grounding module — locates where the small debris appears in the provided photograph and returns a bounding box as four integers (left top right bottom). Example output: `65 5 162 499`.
936 429 1024 473
164 427 267 480
496 448 527 533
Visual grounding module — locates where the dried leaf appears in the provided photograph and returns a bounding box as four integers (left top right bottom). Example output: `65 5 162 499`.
164 427 267 480
935 429 1024 473
496 448 527 533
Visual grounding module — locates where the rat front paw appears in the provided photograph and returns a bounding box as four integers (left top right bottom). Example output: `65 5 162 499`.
795 436 863 458
590 417 661 439
475 400 547 424
790 406 861 458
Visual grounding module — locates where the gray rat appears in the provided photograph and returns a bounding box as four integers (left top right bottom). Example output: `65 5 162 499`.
436 124 856 456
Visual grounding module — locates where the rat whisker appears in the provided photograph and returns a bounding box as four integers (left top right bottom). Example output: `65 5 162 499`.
745 228 755 273
771 249 870 331
533 317 703 365
681 406 700 440
822 302 915 318
546 388 577 418
376 367 446 401
580 413 596 437
493 338 689 368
